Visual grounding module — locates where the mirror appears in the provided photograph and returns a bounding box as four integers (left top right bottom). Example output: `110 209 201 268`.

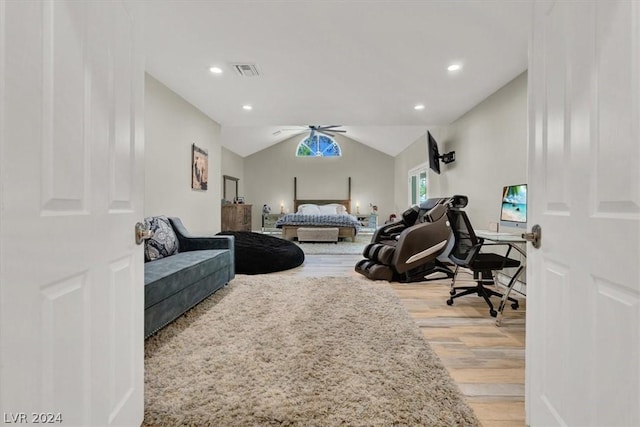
223 175 238 203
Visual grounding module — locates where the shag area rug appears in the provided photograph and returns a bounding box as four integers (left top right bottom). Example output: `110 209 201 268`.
144 276 479 427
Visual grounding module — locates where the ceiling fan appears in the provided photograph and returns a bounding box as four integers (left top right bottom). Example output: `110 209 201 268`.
273 125 347 138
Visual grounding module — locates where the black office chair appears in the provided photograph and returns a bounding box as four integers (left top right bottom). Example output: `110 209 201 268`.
446 207 520 317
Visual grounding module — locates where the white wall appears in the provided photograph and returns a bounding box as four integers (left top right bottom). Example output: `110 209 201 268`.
221 147 244 200
145 74 223 234
393 126 448 214
243 133 395 230
145 69 526 235
393 72 528 230
441 71 528 230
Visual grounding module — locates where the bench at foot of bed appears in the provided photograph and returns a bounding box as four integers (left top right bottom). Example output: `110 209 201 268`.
297 227 339 243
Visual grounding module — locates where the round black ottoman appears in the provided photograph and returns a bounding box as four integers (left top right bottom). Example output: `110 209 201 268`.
216 231 305 275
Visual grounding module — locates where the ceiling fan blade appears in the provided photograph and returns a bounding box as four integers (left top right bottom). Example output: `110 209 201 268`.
317 130 335 137
317 125 342 130
273 127 307 136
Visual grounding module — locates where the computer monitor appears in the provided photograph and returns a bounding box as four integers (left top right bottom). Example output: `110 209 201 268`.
499 184 527 230
427 131 441 174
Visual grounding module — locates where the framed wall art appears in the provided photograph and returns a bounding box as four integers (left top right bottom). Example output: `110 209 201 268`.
191 144 208 190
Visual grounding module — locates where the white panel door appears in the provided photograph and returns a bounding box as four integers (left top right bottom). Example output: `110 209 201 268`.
527 1 639 425
0 1 144 425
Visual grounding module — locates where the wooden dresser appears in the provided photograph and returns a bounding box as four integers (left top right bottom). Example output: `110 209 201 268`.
221 204 252 231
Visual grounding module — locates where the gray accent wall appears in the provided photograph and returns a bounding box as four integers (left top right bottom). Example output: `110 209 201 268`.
145 74 223 234
243 134 395 230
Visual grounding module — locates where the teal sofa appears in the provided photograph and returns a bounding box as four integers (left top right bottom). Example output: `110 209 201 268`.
144 217 235 338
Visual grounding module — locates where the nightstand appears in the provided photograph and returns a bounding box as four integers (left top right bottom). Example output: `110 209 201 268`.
262 213 284 233
368 213 378 229
356 215 369 227
356 214 378 230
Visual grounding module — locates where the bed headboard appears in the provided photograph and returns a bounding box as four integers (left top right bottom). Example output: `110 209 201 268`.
294 199 352 214
293 177 352 214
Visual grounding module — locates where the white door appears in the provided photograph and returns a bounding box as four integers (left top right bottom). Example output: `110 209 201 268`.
0 1 144 425
526 1 639 425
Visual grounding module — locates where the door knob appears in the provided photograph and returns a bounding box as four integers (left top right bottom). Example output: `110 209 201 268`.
135 222 152 245
522 224 541 249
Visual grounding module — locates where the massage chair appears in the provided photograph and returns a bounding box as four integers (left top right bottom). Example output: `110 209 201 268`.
355 195 468 283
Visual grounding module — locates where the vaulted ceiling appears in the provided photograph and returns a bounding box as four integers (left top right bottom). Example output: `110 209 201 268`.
143 1 531 157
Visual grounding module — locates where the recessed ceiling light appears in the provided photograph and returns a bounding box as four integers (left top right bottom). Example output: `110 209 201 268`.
242 105 253 111
209 66 223 74
447 64 461 72
414 104 425 111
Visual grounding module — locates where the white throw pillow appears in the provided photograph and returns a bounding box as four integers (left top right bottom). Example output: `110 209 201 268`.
332 204 347 214
318 205 338 215
300 204 321 215
297 203 315 213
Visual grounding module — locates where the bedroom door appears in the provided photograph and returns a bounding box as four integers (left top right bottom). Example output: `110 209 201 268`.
0 1 145 425
526 1 639 425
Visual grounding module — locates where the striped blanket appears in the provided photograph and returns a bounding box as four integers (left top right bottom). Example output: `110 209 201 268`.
275 213 362 230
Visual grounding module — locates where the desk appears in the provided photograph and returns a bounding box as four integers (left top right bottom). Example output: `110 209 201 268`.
475 230 526 326
476 230 525 244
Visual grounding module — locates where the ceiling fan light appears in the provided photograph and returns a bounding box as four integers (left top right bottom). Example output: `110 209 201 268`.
447 63 461 72
414 104 425 111
242 105 253 111
209 66 223 74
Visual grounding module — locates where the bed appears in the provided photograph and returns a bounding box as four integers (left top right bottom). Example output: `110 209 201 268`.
275 178 361 241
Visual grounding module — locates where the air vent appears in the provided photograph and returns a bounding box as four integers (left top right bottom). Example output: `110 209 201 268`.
232 63 260 77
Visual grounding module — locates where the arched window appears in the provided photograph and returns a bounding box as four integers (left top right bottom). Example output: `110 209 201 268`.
296 134 342 157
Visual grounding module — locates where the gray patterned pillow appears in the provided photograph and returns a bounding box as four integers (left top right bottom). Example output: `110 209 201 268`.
144 216 179 262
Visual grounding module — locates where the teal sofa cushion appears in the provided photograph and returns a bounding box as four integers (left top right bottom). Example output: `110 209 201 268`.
143 217 234 338
144 250 231 309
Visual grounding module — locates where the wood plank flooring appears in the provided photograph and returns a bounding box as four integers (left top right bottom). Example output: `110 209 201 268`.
270 253 526 427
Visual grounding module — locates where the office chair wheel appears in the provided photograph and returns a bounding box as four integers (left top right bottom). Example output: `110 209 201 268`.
449 289 456 296
490 309 497 317
511 302 519 310
446 299 454 306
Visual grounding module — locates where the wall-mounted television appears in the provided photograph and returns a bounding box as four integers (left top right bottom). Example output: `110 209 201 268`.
427 131 455 175
500 184 527 230
428 131 441 174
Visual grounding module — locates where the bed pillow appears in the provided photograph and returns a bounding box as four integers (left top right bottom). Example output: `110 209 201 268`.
318 204 339 215
297 203 316 213
326 203 347 215
299 204 321 215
